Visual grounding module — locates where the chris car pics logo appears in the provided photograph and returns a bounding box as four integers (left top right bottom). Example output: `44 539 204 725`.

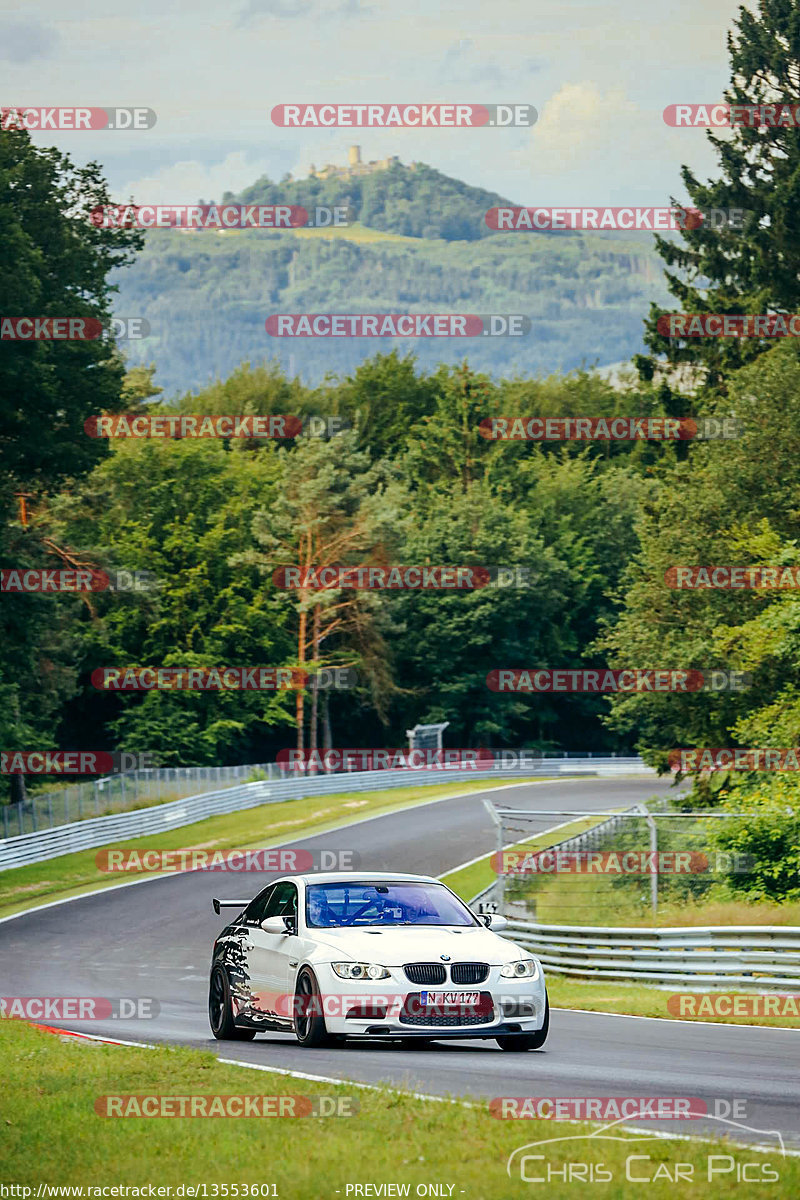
506 1114 784 1184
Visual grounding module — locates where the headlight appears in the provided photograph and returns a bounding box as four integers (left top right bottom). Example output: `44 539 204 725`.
500 959 539 979
331 962 391 980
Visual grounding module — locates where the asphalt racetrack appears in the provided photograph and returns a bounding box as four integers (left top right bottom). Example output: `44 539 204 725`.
2 775 798 1152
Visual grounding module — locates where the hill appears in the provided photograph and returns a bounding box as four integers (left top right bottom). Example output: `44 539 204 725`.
229 160 516 242
111 161 672 396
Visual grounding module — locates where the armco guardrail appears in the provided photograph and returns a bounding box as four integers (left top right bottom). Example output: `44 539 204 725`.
499 919 800 990
0 757 649 872
467 800 800 991
4 751 646 837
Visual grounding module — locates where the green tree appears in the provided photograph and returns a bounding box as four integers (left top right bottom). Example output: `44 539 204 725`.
601 341 800 776
639 0 800 389
50 438 295 765
0 126 141 800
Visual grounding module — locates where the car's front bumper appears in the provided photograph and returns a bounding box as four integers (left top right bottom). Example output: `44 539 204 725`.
308 963 547 1039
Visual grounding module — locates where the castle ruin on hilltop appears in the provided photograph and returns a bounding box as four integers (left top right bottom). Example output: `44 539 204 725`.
308 145 416 181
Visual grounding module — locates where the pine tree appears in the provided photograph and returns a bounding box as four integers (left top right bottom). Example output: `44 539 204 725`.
638 0 800 390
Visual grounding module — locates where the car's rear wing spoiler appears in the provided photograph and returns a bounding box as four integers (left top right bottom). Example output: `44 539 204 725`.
212 898 248 915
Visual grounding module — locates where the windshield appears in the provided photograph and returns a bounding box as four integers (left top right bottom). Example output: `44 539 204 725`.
305 881 479 928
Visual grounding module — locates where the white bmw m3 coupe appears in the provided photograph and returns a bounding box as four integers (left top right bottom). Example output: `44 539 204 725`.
208 871 549 1050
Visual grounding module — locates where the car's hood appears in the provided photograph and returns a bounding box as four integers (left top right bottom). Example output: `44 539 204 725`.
308 924 519 965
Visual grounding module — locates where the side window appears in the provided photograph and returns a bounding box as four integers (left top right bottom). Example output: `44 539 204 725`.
264 882 297 919
243 885 275 924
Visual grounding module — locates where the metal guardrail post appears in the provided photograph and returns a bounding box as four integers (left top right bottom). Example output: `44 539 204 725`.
645 811 658 917
482 796 505 913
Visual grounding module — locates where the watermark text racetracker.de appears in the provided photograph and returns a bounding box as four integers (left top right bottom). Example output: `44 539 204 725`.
671 747 800 771
271 103 537 127
272 564 533 589
492 848 753 876
1 751 158 776
95 847 359 873
487 668 751 692
95 1094 358 1117
485 206 750 231
666 565 800 588
667 993 800 1022
1 107 156 130
90 204 351 230
90 667 356 691
1 568 159 593
277 747 498 771
1 317 149 341
84 415 349 439
479 416 743 440
664 102 800 126
265 314 529 337
1 996 158 1020
491 1096 748 1120
658 313 800 338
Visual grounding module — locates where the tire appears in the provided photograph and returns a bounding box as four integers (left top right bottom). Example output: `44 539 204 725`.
293 969 333 1048
496 993 549 1051
209 965 257 1041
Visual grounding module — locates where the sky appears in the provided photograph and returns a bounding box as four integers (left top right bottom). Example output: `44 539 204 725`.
1 0 748 207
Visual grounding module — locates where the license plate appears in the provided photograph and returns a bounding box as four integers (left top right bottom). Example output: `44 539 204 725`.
420 990 480 1007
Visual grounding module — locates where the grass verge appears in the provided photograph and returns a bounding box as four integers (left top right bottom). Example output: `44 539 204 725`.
1 1020 793 1197
0 777 539 921
547 976 800 1029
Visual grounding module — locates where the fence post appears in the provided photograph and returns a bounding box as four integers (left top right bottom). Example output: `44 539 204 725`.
3 805 8 840
48 792 53 828
645 812 658 918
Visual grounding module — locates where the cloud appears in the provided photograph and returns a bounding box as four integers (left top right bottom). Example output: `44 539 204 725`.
0 18 59 62
506 80 717 205
533 82 642 169
119 151 273 205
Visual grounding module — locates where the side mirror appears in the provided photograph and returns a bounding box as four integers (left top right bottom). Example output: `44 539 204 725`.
483 913 508 931
261 916 290 934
